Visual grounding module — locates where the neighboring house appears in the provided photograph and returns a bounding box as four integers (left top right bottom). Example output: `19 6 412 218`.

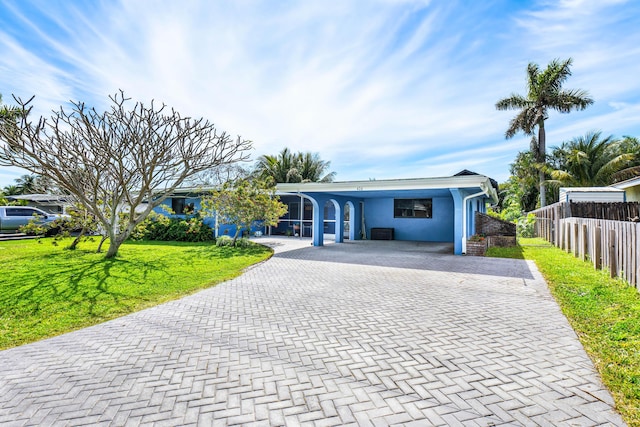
5 194 74 214
158 171 498 255
558 187 626 203
611 176 640 202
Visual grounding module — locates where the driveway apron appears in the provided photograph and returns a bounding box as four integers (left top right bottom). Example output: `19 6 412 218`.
0 237 625 426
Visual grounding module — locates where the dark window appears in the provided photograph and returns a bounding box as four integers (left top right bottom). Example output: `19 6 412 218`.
172 198 185 215
394 199 432 218
5 208 40 217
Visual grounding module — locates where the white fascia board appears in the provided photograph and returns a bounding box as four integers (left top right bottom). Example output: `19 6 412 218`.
277 175 492 193
611 177 640 190
560 186 625 193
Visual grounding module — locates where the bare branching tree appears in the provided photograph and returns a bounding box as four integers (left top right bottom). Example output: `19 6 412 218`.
0 91 252 258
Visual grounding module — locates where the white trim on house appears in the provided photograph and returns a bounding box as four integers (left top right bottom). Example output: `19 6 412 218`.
611 177 640 190
276 175 499 203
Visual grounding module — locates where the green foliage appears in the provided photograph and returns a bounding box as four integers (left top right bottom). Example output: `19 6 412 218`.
202 177 288 245
0 238 272 349
130 211 214 242
2 185 22 196
215 235 253 248
254 147 336 183
548 131 639 187
17 215 48 236
468 233 486 242
516 213 536 238
488 238 640 426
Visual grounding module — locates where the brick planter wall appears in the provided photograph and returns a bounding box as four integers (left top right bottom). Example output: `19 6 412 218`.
466 240 487 256
474 212 517 250
487 235 517 247
476 212 516 236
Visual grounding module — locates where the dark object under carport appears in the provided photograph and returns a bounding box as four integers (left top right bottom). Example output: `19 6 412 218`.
371 227 394 240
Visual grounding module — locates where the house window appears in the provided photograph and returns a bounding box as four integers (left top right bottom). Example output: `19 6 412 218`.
394 199 432 218
172 198 186 215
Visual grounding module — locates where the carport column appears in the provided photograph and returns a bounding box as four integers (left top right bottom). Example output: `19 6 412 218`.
311 195 324 247
334 201 344 243
449 189 464 255
349 201 360 241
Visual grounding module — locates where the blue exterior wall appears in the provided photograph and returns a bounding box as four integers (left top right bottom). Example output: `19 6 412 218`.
364 195 454 242
154 197 266 238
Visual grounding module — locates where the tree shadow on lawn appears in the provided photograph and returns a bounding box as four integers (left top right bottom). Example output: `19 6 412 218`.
3 255 167 319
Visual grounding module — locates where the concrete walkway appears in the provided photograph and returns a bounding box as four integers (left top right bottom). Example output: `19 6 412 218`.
0 237 625 426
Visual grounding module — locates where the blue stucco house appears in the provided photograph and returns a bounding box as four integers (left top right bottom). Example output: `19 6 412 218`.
157 171 498 255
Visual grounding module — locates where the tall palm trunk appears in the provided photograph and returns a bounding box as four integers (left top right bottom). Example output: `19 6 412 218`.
538 121 546 207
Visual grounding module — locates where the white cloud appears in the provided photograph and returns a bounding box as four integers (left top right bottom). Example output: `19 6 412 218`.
0 0 639 189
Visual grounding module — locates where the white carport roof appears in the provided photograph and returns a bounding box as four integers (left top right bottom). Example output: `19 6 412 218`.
276 174 499 204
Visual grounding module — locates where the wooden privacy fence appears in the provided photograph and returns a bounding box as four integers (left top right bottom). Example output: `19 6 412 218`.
540 217 640 290
528 201 640 289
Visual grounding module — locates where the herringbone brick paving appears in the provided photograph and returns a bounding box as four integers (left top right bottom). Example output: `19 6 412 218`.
0 238 625 426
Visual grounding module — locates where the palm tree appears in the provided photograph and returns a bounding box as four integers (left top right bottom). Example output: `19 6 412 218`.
15 174 38 194
549 132 634 187
496 58 593 207
610 136 640 183
2 184 21 196
0 93 19 122
254 148 297 183
296 152 336 182
254 148 336 183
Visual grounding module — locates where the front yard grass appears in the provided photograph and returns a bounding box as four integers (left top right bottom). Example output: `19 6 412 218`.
488 238 640 426
0 237 272 350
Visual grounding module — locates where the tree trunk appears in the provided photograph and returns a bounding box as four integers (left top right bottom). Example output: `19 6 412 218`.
538 122 547 207
96 234 108 252
67 227 86 250
105 236 126 258
231 228 241 246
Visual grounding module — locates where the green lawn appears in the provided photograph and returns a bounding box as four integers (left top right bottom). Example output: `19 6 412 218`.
488 238 640 426
0 237 272 350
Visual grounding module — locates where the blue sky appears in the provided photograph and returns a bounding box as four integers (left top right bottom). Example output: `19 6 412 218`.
1 0 639 188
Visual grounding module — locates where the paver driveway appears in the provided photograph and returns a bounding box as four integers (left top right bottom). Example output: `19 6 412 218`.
0 238 625 426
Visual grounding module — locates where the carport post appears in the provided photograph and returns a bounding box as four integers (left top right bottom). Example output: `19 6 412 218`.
462 190 486 253
312 197 324 246
449 189 464 255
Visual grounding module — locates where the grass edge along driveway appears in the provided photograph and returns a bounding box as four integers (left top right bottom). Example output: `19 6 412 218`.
488 238 640 427
0 238 272 351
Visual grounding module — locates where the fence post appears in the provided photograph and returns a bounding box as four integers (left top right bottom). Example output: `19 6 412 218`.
566 222 571 253
610 229 617 279
582 223 588 261
573 223 579 257
594 226 602 270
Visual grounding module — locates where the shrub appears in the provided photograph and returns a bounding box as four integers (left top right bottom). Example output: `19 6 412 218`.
468 233 486 242
215 235 233 247
215 235 253 248
131 212 214 242
18 216 48 236
517 213 536 238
